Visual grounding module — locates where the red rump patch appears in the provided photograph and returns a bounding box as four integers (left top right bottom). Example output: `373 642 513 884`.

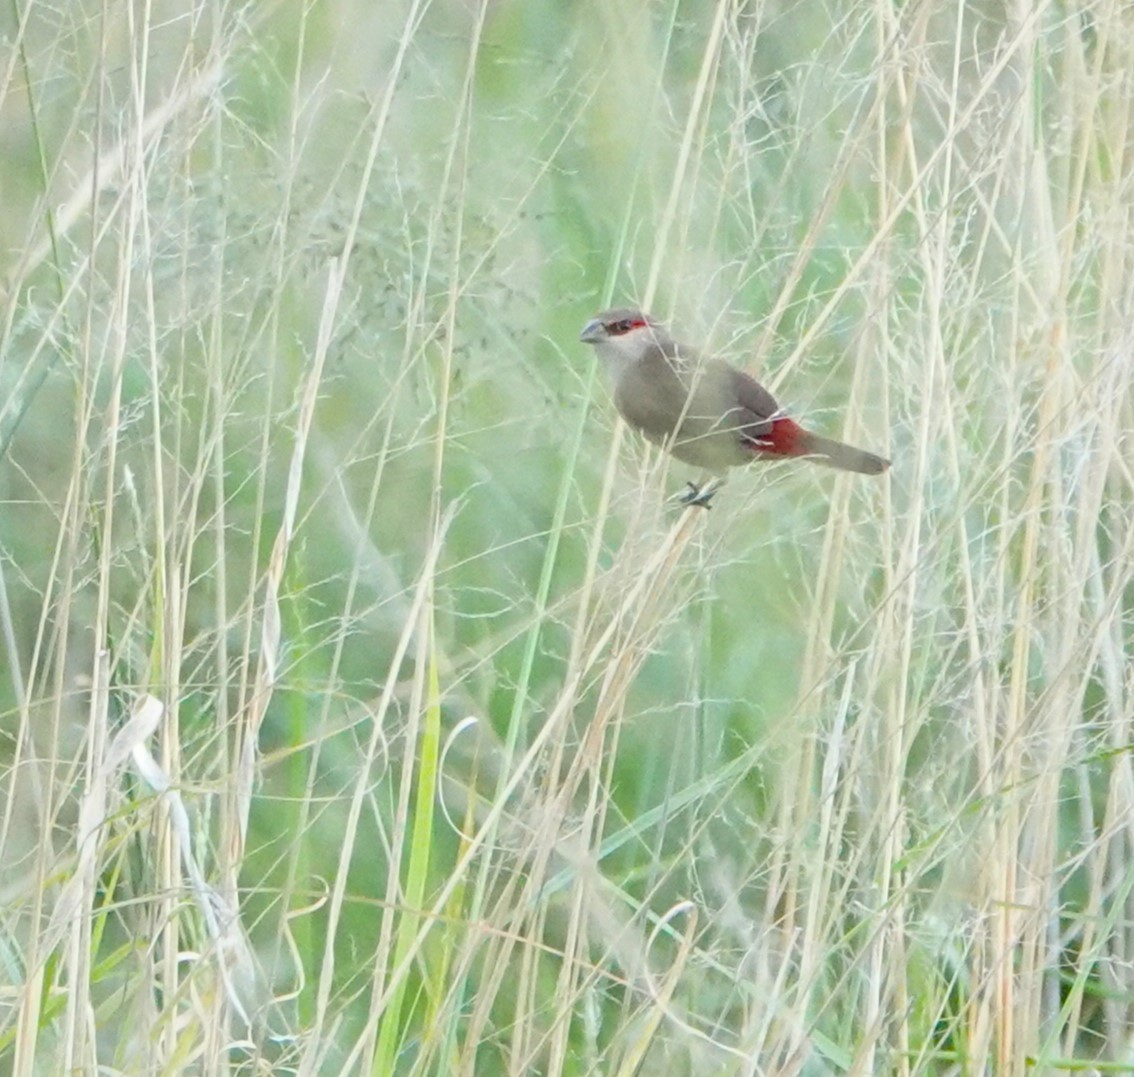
745 417 809 457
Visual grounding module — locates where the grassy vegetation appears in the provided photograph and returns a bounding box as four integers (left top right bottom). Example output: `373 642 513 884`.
1 0 1132 1073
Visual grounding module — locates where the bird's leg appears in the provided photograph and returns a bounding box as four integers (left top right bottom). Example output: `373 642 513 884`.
676 476 723 508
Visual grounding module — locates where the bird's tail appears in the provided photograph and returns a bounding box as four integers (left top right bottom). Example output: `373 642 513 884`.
748 417 891 474
798 430 890 475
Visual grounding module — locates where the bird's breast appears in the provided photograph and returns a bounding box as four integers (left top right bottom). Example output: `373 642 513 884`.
613 356 748 471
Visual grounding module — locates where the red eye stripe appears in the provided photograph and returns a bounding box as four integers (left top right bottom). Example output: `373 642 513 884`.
607 317 648 334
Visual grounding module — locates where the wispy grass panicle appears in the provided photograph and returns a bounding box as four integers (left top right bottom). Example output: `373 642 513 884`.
1 0 1132 1073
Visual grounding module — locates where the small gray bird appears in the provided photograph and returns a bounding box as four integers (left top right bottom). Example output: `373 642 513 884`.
579 307 890 504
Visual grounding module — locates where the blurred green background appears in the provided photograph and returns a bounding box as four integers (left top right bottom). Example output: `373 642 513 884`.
3 0 1131 1073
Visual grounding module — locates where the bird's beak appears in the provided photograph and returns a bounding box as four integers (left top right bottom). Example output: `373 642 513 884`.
579 319 605 344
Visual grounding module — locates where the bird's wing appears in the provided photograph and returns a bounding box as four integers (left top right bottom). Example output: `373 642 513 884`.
660 348 781 442
726 365 780 445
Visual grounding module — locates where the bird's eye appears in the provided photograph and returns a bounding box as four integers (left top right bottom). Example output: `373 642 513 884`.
612 319 634 333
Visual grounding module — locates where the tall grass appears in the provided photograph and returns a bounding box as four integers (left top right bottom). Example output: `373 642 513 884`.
1 0 1132 1073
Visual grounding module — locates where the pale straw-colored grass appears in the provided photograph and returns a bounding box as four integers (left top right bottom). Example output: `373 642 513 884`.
1 0 1131 1074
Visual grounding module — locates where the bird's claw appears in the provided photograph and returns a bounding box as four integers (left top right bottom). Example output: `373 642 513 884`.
677 480 719 508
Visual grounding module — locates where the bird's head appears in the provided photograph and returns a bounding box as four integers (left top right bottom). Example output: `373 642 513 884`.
579 308 670 366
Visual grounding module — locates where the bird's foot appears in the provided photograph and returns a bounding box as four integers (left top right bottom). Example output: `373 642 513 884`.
676 479 721 508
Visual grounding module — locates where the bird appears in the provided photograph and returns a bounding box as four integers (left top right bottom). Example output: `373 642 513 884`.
579 307 890 505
